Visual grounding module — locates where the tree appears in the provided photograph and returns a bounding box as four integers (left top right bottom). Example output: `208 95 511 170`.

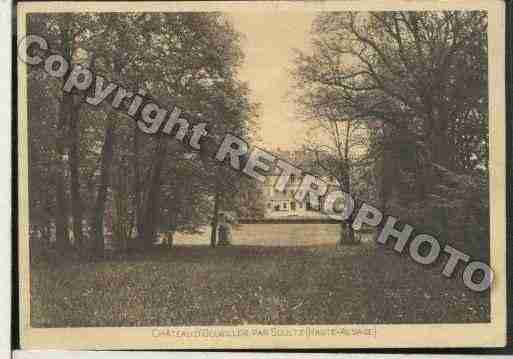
131 13 248 248
27 66 60 248
27 13 258 256
194 81 258 248
27 14 77 252
291 11 488 247
81 14 140 255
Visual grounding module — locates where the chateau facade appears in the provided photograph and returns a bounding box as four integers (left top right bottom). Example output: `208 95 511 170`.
261 149 337 219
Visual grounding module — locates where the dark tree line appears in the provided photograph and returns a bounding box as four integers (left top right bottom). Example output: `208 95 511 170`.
27 13 262 257
292 11 489 255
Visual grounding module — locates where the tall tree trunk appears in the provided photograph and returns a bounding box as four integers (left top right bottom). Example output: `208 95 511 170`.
88 53 120 256
55 114 70 252
90 114 115 256
339 121 356 245
164 231 175 248
55 138 69 251
338 170 356 245
140 139 167 249
340 221 355 244
380 126 392 213
210 190 220 248
54 16 73 252
432 106 451 169
418 110 451 201
69 96 83 248
426 113 451 233
133 123 143 248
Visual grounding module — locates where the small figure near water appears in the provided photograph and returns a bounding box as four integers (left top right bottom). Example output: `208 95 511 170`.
217 212 233 246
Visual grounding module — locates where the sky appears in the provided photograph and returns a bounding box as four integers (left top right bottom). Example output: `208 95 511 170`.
228 11 316 150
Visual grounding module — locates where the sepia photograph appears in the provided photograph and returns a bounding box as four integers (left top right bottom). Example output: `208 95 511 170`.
17 1 506 349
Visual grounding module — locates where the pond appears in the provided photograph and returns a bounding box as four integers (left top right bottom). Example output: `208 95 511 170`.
172 223 375 246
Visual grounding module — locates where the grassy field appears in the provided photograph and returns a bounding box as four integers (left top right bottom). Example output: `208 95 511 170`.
30 240 489 327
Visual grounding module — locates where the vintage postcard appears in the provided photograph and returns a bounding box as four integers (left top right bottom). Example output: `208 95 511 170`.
17 0 506 350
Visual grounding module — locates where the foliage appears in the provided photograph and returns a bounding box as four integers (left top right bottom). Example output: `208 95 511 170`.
291 11 489 252
27 13 259 253
111 164 133 251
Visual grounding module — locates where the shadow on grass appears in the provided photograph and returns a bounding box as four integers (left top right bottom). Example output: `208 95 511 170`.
29 243 490 327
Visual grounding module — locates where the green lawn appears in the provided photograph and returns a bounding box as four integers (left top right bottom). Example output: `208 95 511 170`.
30 243 489 327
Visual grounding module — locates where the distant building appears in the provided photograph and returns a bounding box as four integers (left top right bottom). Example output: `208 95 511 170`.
261 149 338 219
